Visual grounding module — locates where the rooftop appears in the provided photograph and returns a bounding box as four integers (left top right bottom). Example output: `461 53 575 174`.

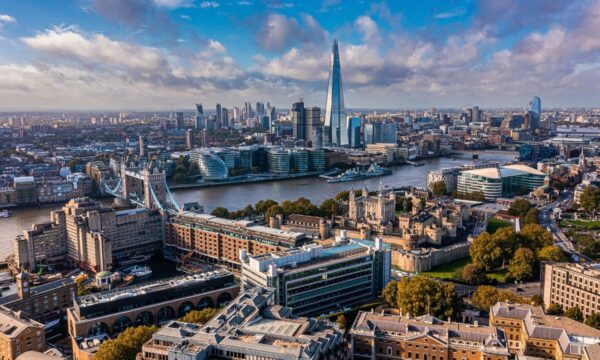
0 306 43 338
75 269 230 307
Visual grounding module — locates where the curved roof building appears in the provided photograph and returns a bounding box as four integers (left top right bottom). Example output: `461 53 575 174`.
190 150 228 180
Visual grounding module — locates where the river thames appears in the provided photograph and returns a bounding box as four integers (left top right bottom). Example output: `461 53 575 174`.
0 151 517 260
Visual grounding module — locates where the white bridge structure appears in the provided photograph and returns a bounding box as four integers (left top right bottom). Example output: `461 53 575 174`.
103 161 181 213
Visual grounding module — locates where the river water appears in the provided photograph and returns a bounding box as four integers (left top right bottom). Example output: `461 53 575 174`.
0 151 517 260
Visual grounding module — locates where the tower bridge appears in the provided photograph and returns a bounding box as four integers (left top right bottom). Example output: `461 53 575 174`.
102 158 181 214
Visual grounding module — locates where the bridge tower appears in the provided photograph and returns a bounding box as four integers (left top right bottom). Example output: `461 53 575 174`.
142 165 167 210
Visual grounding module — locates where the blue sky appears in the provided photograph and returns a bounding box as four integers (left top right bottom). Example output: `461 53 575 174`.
1 0 600 110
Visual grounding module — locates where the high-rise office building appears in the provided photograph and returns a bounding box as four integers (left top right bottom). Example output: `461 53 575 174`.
244 102 253 119
215 103 222 127
185 129 194 149
324 39 346 146
528 96 541 130
221 107 228 128
291 99 306 141
381 122 397 144
347 116 361 148
195 103 204 130
267 106 276 133
306 106 322 148
176 112 184 130
138 135 147 157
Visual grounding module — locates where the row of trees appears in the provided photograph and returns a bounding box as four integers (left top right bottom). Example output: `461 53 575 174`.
451 190 486 202
466 224 566 283
211 196 345 220
568 231 600 260
382 276 463 320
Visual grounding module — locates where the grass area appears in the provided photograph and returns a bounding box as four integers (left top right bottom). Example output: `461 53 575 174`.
420 256 509 283
486 269 509 283
420 257 472 279
487 218 512 234
559 219 600 229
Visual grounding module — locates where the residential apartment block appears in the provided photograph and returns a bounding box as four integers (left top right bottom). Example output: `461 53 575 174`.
164 212 310 271
13 197 164 273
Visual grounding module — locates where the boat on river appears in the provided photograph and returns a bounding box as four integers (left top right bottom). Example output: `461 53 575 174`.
326 163 392 183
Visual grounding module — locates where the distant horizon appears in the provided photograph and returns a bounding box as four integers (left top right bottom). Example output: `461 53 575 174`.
0 106 598 115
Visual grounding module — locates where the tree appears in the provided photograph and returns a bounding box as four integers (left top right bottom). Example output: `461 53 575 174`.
470 232 504 271
531 294 543 307
519 224 553 252
76 277 89 296
172 172 187 183
524 207 539 224
180 308 218 324
382 280 398 307
431 181 447 197
396 276 463 320
320 198 343 217
584 313 600 329
335 190 350 202
95 325 157 360
336 314 347 330
579 186 600 215
471 286 524 311
537 246 568 263
460 263 486 285
508 247 536 281
265 205 284 220
546 303 563 315
508 199 532 217
564 306 583 322
211 207 230 218
255 199 278 216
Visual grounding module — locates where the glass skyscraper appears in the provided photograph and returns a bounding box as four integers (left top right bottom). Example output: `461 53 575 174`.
347 116 361 148
528 96 541 130
324 39 346 146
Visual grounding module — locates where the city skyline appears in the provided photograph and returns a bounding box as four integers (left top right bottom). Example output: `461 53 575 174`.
1 1 600 111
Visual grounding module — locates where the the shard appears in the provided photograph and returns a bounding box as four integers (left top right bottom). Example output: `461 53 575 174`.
324 39 346 146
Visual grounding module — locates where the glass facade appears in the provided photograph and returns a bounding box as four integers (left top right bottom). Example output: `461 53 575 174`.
528 96 541 130
347 116 361 148
190 150 229 180
324 39 346 146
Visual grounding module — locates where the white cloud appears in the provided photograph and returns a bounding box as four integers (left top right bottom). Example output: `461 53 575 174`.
434 7 467 19
208 39 226 53
21 27 168 72
199 1 219 8
0 14 16 28
354 16 379 43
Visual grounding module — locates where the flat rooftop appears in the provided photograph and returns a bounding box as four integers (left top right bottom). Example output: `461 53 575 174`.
75 269 231 308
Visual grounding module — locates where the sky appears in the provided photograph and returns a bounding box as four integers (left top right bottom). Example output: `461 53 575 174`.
1 0 600 111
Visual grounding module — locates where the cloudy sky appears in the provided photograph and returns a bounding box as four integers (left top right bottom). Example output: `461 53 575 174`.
1 0 600 111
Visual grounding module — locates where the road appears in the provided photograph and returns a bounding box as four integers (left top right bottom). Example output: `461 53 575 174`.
538 190 593 262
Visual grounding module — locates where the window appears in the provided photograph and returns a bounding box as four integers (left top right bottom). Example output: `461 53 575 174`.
387 347 392 355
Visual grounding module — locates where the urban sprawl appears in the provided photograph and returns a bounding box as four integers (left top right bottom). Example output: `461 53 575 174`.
0 40 600 360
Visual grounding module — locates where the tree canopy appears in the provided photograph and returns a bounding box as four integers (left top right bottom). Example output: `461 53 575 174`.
470 286 524 311
179 308 219 325
386 276 463 320
430 181 447 197
95 325 157 360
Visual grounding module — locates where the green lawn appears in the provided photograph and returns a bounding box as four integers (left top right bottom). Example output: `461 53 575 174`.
420 257 471 279
487 218 512 234
420 256 509 283
560 219 600 229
